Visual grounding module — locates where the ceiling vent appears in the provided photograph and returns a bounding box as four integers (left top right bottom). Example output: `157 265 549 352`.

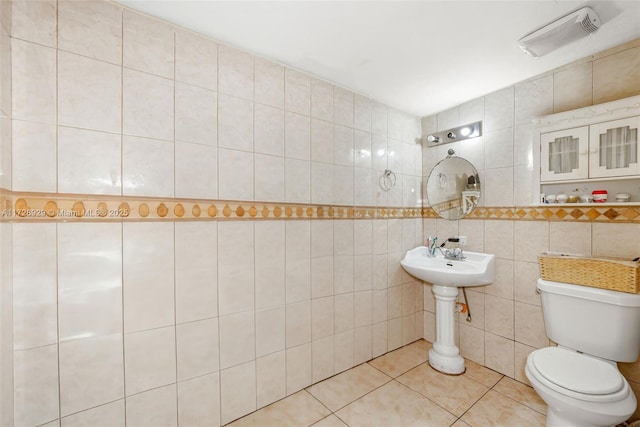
518 7 601 58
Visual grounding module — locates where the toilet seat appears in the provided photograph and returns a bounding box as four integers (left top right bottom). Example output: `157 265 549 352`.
527 347 630 404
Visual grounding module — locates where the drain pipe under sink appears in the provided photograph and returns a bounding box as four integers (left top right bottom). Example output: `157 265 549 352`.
461 287 472 322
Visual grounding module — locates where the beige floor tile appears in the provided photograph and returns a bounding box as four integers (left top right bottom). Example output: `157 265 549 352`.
461 390 546 427
306 363 391 411
311 414 348 427
451 420 472 427
228 390 330 427
397 363 489 417
336 380 457 427
367 339 430 378
464 359 503 388
493 377 547 415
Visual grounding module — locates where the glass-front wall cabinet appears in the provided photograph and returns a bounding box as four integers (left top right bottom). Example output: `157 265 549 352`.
541 117 640 182
533 95 640 205
589 117 639 178
541 126 589 181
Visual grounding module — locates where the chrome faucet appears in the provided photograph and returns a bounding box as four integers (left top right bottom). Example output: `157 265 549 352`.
440 247 465 260
439 237 466 260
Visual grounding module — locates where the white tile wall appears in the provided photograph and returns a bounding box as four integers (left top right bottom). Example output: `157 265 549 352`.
61 400 125 427
58 127 121 195
256 351 286 408
125 384 177 427
312 336 334 383
311 297 334 340
335 329 355 372
123 69 174 141
218 94 253 152
11 38 56 124
59 334 124 416
219 311 255 370
124 326 176 395
311 78 334 122
218 44 253 101
286 300 311 348
255 306 285 357
123 222 175 333
255 153 285 202
286 343 311 394
284 69 310 115
285 221 312 303
174 222 218 323
14 344 59 426
58 51 121 133
255 103 284 156
311 256 333 299
57 223 122 341
254 221 285 308
311 161 334 204
177 373 220 427
175 141 218 199
175 30 217 90
11 0 56 48
217 221 255 316
6 2 429 426
0 221 13 427
122 9 174 78
254 57 284 109
221 361 256 424
10 120 57 192
58 0 122 65
175 82 217 146
285 158 311 203
12 223 57 351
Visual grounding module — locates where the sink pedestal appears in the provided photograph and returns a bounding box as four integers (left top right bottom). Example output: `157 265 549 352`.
428 284 465 375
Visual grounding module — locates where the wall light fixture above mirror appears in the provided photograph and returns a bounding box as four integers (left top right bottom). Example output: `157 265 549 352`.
424 121 482 147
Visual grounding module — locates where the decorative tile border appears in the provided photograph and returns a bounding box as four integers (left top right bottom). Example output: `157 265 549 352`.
0 191 423 222
465 206 640 223
1 191 639 223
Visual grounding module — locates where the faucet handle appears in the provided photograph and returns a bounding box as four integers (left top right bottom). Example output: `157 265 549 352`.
447 236 467 246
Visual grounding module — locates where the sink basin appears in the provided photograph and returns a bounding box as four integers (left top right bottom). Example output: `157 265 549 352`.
401 246 496 287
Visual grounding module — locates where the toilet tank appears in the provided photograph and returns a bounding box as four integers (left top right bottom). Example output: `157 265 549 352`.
538 278 640 362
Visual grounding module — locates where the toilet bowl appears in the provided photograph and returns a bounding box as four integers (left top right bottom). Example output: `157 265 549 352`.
525 346 636 427
527 278 640 426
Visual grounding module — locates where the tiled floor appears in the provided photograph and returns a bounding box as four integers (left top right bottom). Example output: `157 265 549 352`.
228 340 547 427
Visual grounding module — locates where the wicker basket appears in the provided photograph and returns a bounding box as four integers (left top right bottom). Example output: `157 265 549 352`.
538 253 640 294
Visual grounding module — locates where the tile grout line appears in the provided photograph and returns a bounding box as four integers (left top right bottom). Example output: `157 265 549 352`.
54 3 62 424
490 379 548 416
119 8 127 427
392 377 460 421
303 343 428 416
171 28 179 426
453 380 496 424
307 363 396 414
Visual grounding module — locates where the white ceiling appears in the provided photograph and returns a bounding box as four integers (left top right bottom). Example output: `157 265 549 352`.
116 0 640 117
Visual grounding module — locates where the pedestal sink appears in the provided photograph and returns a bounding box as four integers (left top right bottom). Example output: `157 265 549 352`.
401 246 496 374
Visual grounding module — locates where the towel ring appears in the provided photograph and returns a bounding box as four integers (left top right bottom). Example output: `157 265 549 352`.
379 169 396 191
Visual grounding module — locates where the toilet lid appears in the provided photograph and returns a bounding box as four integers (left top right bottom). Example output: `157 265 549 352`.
531 347 624 395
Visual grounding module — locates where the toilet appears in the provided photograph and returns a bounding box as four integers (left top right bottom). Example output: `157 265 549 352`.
525 278 640 427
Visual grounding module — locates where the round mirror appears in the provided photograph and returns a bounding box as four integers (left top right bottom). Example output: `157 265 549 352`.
426 149 480 220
